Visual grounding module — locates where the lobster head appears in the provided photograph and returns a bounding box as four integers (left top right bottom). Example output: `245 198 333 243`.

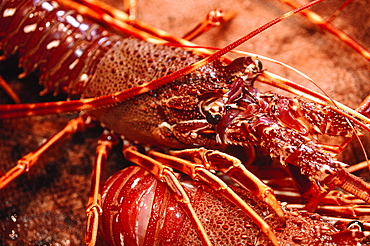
171 56 265 148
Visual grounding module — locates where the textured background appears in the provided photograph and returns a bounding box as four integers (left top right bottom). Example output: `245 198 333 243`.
0 0 369 245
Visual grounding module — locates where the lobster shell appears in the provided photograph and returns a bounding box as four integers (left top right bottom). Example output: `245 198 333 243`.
100 166 364 245
0 0 369 245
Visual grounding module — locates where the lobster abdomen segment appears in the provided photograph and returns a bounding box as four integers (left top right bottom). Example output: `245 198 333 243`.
0 0 121 96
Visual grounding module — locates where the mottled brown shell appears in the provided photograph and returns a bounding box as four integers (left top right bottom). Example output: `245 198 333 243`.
83 38 230 147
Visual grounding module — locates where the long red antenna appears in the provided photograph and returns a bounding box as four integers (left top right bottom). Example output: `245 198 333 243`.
0 0 325 119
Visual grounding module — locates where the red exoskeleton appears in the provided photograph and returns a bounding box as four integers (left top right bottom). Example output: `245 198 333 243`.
0 0 370 245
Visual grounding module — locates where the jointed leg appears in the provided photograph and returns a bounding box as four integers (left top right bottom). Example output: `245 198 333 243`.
286 94 370 210
123 146 213 246
279 0 370 61
0 76 20 103
123 0 137 21
329 94 370 154
142 148 280 246
85 131 119 246
357 95 370 119
182 9 234 41
0 114 90 189
168 148 285 224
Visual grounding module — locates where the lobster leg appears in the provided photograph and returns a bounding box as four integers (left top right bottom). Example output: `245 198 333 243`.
85 131 118 246
123 146 213 246
246 116 370 211
0 76 20 103
122 0 137 21
288 203 370 221
307 189 368 207
147 149 280 246
0 114 90 189
261 171 370 224
357 95 370 119
287 95 370 209
280 158 370 213
182 9 233 41
348 161 370 173
280 0 370 61
168 148 285 224
309 204 370 219
256 165 370 207
320 94 370 155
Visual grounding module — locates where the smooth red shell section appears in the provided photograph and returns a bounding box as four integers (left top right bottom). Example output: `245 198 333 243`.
100 166 188 246
100 166 362 245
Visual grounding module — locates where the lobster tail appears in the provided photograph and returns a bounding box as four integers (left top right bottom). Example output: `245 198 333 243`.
0 0 121 96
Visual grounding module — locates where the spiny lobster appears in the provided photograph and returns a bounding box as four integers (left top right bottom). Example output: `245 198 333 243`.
0 0 370 245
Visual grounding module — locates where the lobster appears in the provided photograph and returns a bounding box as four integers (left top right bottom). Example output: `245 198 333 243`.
100 165 366 245
0 0 370 245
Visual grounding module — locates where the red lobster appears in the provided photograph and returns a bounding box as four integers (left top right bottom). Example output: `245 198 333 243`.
0 0 370 245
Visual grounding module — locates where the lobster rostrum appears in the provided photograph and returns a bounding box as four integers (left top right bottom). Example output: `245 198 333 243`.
0 0 370 245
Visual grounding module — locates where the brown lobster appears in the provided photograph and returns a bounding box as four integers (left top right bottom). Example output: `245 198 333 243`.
0 0 370 245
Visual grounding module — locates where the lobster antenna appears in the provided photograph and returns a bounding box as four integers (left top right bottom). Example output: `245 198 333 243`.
230 49 369 168
0 0 327 119
281 0 370 61
327 0 354 23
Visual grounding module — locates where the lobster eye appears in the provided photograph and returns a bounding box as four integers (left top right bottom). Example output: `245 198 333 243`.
347 221 364 232
244 57 263 74
205 111 222 125
254 59 263 72
200 96 225 125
